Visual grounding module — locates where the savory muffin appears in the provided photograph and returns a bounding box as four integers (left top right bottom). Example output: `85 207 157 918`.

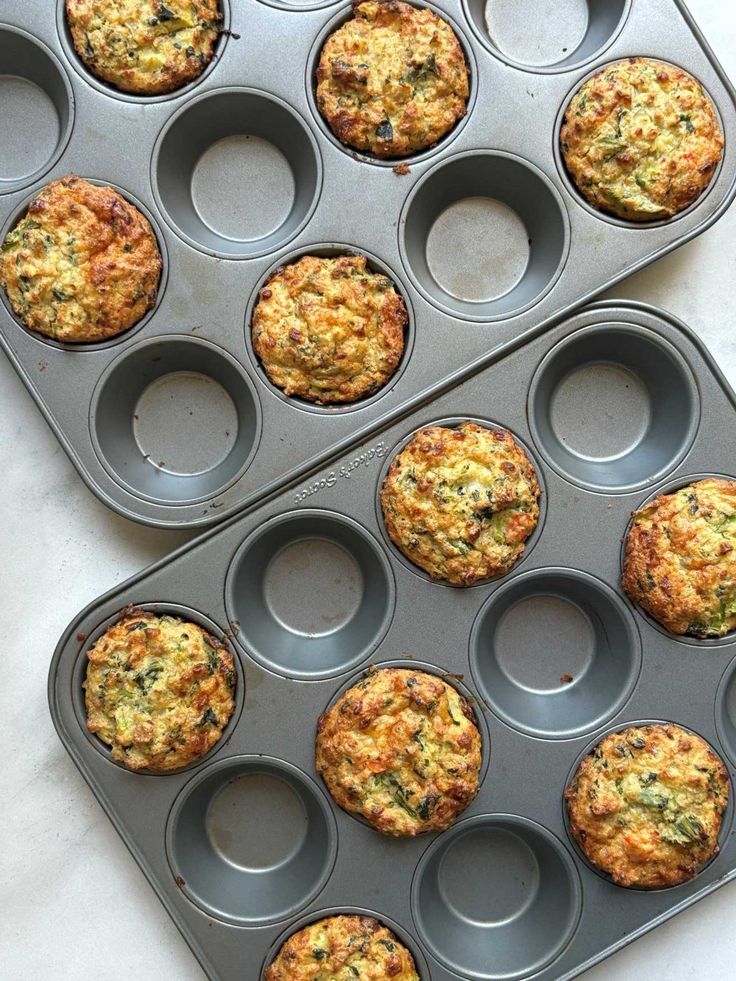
565 723 729 888
622 478 736 638
380 421 541 586
316 667 482 836
561 57 723 221
1 175 161 343
316 0 469 158
65 0 222 96
252 254 407 404
84 608 236 772
265 914 419 980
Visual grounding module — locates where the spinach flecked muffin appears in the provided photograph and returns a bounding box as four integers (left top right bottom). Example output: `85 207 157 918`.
380 421 541 585
65 0 222 96
316 0 469 158
252 254 407 404
561 57 723 220
84 608 236 772
1 175 161 343
265 914 419 980
316 667 482 836
622 478 736 637
565 723 729 888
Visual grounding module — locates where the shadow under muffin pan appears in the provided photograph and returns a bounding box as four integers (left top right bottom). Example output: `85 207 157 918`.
50 300 736 979
2 0 736 528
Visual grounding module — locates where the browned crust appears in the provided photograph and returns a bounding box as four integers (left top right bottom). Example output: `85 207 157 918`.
565 723 729 888
1 174 161 342
315 667 482 836
316 0 469 158
561 57 723 221
252 253 407 403
622 478 736 637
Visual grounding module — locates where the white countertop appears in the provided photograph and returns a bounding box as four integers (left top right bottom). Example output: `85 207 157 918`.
2 2 735 978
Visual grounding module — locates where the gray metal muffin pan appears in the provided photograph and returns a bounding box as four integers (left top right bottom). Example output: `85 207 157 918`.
2 0 736 527
50 301 736 979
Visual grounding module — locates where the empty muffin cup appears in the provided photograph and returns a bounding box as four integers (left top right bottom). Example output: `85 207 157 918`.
470 568 641 739
153 88 321 258
463 0 629 71
91 336 261 504
529 322 699 492
0 26 74 194
225 511 395 679
716 655 736 768
412 813 582 979
166 756 337 925
400 151 568 320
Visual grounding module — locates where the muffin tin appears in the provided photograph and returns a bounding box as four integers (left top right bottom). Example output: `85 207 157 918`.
1 0 735 527
49 301 736 979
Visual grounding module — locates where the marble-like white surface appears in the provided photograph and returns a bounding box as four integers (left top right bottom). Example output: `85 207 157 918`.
2 2 735 977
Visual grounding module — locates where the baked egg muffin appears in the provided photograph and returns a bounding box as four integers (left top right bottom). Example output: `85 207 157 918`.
622 478 736 638
316 0 469 158
561 57 723 221
1 175 161 343
265 914 419 981
252 254 407 404
565 723 729 888
65 0 222 96
380 421 541 586
316 667 482 836
84 608 236 772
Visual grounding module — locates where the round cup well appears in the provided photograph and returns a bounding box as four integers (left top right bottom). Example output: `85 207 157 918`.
529 323 699 492
91 336 260 504
412 813 581 979
167 756 337 924
153 88 321 258
225 511 395 679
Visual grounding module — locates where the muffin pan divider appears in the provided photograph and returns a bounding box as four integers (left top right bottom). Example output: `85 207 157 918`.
50 300 736 979
2 0 735 527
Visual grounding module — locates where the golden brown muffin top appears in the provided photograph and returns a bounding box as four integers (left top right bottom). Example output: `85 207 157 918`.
561 57 723 220
316 0 469 158
1 174 161 343
380 422 541 586
252 254 407 404
84 608 236 772
316 667 482 836
565 723 729 888
65 0 222 96
265 915 419 980
622 478 736 637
